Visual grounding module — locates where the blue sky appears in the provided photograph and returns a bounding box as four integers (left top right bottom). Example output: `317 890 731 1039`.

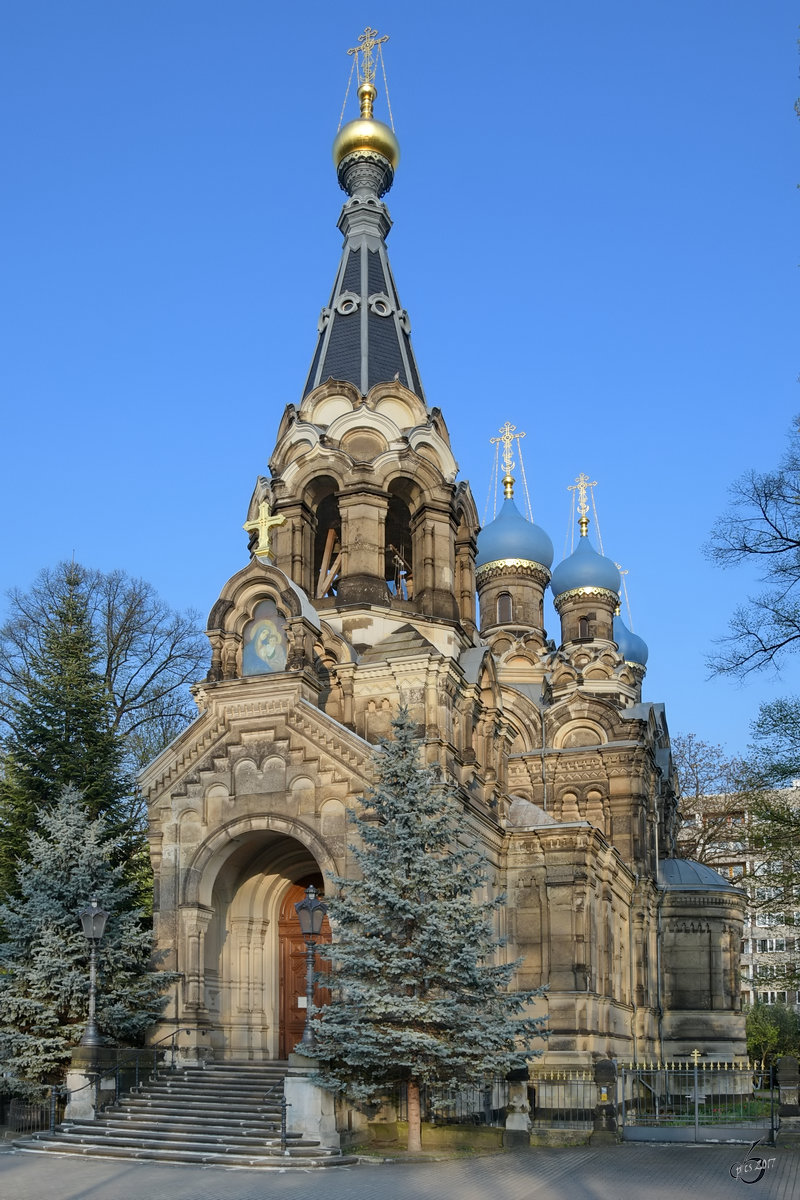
1 2 797 756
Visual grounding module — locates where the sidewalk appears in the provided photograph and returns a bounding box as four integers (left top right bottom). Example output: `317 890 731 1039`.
0 1141 797 1200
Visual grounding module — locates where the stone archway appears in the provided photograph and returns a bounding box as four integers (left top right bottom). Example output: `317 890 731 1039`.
179 828 332 1062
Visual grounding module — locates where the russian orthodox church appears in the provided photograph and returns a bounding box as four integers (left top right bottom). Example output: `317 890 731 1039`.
140 34 746 1071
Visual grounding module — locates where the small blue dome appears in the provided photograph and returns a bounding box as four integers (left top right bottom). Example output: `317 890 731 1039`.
550 536 621 598
476 496 554 571
613 615 649 666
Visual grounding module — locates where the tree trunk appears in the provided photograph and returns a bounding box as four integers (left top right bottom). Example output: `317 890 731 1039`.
407 1079 422 1152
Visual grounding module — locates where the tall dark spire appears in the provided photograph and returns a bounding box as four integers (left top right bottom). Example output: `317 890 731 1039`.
302 49 425 401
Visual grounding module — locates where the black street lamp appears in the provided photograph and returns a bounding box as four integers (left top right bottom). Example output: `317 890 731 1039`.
78 896 109 1048
294 883 327 1052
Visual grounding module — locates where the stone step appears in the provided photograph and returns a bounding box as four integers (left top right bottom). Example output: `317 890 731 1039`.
32 1130 324 1153
152 1068 289 1078
114 1097 283 1114
15 1060 351 1170
60 1123 308 1148
132 1087 283 1104
82 1108 291 1128
78 1114 292 1135
15 1140 356 1168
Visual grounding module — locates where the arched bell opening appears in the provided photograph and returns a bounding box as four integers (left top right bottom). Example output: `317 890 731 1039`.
195 831 330 1061
312 482 342 600
384 489 414 600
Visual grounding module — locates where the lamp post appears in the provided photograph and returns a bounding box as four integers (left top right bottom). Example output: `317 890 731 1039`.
294 884 327 1052
78 896 109 1048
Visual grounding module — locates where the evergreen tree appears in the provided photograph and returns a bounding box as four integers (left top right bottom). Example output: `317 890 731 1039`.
0 567 129 899
745 1000 800 1070
0 786 175 1092
311 709 547 1152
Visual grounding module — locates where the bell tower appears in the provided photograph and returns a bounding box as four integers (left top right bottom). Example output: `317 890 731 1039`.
243 30 478 636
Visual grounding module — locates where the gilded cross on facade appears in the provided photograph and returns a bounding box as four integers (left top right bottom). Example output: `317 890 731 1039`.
243 500 286 561
569 472 597 536
347 26 389 86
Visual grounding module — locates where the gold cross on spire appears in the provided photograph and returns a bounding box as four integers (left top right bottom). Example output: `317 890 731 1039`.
491 421 525 498
243 500 286 561
568 472 597 536
348 26 389 86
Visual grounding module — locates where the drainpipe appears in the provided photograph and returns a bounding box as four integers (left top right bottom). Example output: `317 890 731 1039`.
537 699 547 811
629 883 638 1066
654 815 665 1063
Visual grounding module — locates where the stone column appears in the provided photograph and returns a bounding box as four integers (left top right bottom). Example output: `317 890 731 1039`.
284 1051 340 1148
336 489 389 606
503 1066 531 1148
590 1057 617 1144
64 1046 119 1121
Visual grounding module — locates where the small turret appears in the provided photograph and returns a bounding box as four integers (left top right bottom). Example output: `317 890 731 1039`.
551 474 620 646
476 423 553 644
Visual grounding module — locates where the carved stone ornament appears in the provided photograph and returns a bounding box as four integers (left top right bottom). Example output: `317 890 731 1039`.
368 291 393 317
334 290 360 316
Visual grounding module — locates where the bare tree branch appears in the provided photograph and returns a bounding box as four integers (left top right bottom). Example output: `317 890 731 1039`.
0 562 208 775
706 416 800 677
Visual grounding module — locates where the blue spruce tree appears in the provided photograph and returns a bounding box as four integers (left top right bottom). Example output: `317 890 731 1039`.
311 708 547 1152
0 786 175 1094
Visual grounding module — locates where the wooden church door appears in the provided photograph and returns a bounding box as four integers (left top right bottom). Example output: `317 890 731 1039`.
278 880 331 1059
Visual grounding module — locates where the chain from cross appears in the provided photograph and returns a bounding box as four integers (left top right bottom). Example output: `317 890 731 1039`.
347 26 389 86
568 472 597 520
490 421 525 476
243 500 286 561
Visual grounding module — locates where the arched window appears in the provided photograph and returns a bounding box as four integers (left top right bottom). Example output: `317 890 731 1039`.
385 490 414 599
578 617 591 638
497 592 513 624
242 599 288 675
313 487 342 598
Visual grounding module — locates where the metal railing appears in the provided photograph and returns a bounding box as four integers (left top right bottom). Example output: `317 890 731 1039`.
29 1027 192 1129
529 1068 597 1128
618 1062 776 1141
390 1078 510 1127
7 1089 66 1136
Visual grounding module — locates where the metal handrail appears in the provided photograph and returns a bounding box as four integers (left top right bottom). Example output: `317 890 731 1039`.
57 1027 193 1121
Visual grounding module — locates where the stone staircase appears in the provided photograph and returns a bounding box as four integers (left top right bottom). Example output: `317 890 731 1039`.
14 1062 357 1168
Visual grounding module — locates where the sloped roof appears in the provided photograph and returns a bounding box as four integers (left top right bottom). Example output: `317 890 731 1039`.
657 857 744 893
302 155 425 401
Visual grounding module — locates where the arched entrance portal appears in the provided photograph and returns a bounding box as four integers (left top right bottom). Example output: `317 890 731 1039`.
197 830 331 1061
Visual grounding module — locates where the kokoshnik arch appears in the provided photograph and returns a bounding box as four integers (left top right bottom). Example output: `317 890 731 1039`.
140 28 746 1069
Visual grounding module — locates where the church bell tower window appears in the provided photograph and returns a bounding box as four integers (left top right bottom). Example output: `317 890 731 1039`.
385 491 414 600
314 489 342 599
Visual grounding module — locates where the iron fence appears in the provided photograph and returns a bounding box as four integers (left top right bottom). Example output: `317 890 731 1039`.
7 1089 66 1135
618 1062 776 1143
391 1078 510 1127
529 1069 597 1128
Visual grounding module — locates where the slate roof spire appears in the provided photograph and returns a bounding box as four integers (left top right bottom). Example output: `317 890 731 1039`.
302 34 425 401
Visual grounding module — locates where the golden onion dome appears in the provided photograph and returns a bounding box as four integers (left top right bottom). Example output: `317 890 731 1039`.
332 82 400 170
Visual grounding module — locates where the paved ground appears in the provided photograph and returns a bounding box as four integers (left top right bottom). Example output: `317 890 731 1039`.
0 1141 797 1200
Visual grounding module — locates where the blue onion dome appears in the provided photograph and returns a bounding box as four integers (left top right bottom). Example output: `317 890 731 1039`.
476 496 554 572
550 534 621 598
613 614 649 666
